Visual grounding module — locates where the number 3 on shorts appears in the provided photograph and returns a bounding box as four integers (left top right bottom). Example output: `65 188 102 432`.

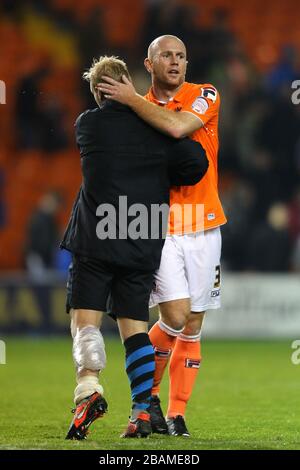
214 265 221 288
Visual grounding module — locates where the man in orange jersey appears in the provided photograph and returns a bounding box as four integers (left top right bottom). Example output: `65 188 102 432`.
97 35 226 437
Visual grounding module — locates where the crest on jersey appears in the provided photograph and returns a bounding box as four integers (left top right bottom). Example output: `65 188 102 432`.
191 96 209 114
200 86 217 103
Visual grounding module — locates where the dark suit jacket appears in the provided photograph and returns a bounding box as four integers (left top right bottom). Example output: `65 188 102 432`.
61 100 208 271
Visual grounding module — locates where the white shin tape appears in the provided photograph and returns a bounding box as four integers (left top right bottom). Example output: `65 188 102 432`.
73 325 106 373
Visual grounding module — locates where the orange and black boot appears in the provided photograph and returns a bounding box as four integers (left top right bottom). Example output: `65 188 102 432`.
66 392 108 440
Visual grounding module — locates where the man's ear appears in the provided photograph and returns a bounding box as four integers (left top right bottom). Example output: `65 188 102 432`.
144 57 152 74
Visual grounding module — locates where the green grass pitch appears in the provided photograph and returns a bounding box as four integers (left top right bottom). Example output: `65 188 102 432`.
0 337 299 450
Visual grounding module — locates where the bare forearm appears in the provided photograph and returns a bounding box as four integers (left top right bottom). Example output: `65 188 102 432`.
129 94 186 138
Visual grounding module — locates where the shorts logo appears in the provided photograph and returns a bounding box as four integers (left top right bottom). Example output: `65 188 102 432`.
211 289 220 298
185 359 201 369
207 213 215 220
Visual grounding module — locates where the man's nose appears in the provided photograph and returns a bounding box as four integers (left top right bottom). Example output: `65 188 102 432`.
170 54 179 64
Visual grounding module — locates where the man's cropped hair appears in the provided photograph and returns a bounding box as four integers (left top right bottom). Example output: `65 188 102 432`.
83 55 131 105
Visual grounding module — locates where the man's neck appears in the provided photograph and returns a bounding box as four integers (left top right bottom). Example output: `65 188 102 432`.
151 82 184 103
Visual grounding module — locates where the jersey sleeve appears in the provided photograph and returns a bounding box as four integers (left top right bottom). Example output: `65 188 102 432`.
183 84 220 126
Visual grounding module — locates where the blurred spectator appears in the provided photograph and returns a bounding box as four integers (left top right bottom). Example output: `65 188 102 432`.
207 8 236 66
291 236 300 272
143 0 201 55
247 149 284 220
77 8 107 109
255 91 299 191
287 188 300 241
77 7 106 69
25 191 63 280
247 203 293 272
37 92 68 153
221 178 255 270
293 133 300 180
15 67 48 150
15 67 68 153
266 45 299 93
234 92 270 173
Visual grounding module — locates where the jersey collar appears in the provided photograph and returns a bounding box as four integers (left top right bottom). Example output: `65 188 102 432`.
148 82 188 105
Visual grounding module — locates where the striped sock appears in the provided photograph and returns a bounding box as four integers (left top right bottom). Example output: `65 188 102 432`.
124 333 155 415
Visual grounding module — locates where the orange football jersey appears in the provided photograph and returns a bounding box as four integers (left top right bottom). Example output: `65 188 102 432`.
145 82 227 234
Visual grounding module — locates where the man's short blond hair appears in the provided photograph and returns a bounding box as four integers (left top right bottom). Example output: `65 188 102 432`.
83 55 130 105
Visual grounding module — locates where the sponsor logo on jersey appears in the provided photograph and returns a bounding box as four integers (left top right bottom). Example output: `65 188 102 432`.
191 97 208 114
